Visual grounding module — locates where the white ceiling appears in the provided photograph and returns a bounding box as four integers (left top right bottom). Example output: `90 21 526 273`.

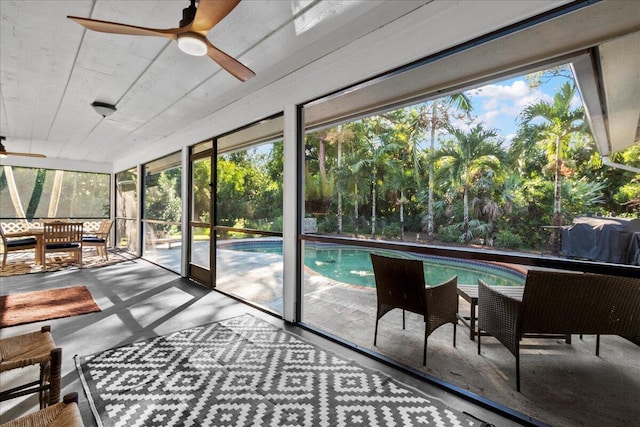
1 0 638 172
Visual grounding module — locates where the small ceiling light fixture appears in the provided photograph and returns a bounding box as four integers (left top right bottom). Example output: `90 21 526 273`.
177 33 208 56
91 101 117 117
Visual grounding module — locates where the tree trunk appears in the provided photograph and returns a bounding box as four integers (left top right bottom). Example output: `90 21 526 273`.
48 170 64 217
427 101 437 240
3 166 28 226
463 187 469 243
370 168 376 237
25 169 46 221
400 190 404 241
354 182 359 237
552 136 563 253
337 139 343 234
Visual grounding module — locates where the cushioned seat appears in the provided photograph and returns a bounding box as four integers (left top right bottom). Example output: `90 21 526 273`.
7 238 38 247
42 222 83 271
82 219 113 260
1 224 37 269
81 237 105 243
45 243 80 250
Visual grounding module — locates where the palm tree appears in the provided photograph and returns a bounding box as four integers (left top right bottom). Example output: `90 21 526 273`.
435 124 503 243
407 95 472 240
518 82 590 251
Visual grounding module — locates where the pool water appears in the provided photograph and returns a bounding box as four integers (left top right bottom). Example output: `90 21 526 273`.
221 239 525 288
305 247 524 287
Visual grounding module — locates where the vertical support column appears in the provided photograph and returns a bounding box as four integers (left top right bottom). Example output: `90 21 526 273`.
282 103 299 323
180 146 190 277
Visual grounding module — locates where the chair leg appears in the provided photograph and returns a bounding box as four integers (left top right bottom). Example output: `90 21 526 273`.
374 318 379 346
596 334 600 356
452 322 457 348
477 327 481 355
423 330 427 366
2 250 7 269
402 309 405 330
46 347 62 407
516 346 521 392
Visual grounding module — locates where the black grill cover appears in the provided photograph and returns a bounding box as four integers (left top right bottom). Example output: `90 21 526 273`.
561 216 640 264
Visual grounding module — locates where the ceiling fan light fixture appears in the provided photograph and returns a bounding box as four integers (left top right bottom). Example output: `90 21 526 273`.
177 33 207 56
92 101 117 117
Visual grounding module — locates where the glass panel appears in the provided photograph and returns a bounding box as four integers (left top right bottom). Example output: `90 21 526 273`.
143 221 182 272
143 152 182 273
115 168 138 253
303 63 639 264
191 226 210 269
192 157 211 223
216 140 283 232
215 231 283 315
0 166 110 221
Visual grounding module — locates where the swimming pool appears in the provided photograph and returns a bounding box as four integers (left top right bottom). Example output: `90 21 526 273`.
219 239 525 287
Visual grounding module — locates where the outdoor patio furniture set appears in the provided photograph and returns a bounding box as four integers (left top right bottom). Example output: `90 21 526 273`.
370 254 640 391
0 219 113 271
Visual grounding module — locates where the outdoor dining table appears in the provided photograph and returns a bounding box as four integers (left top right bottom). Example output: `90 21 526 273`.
5 227 44 265
457 284 525 341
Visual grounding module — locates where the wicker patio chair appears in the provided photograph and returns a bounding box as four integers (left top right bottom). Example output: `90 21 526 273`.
42 222 83 271
0 392 84 427
477 270 640 391
370 254 458 365
82 219 113 260
0 224 37 269
0 326 62 409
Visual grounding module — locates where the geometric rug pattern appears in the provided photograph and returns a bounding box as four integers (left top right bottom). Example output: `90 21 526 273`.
76 314 485 427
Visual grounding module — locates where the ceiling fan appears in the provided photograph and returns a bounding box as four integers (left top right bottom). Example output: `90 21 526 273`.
68 0 255 82
0 137 46 158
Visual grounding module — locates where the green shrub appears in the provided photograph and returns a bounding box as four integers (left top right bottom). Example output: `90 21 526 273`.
437 225 462 243
382 222 401 239
495 230 523 249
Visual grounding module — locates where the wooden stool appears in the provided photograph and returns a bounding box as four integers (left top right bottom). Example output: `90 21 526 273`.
0 392 84 427
0 326 62 408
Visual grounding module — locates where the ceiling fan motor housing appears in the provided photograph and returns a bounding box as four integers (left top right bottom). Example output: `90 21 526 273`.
180 0 197 27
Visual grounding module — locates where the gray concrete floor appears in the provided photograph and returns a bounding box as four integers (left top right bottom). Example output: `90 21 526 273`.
1 253 639 426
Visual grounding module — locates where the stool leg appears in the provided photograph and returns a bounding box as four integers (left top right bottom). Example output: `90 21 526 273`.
49 348 62 406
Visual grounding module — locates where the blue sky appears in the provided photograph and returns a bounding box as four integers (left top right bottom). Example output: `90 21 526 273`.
463 72 579 144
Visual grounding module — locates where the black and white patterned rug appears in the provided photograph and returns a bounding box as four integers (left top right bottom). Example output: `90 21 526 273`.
76 314 486 426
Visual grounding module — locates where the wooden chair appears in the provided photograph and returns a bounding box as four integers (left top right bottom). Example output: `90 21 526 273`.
1 392 84 427
0 326 62 409
0 224 37 270
42 222 83 271
370 254 458 365
82 219 113 260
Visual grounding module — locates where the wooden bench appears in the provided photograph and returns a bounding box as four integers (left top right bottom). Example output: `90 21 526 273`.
477 270 640 391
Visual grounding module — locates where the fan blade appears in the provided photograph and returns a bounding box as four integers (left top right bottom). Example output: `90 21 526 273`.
206 41 255 82
68 16 183 39
5 151 47 158
191 0 240 32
